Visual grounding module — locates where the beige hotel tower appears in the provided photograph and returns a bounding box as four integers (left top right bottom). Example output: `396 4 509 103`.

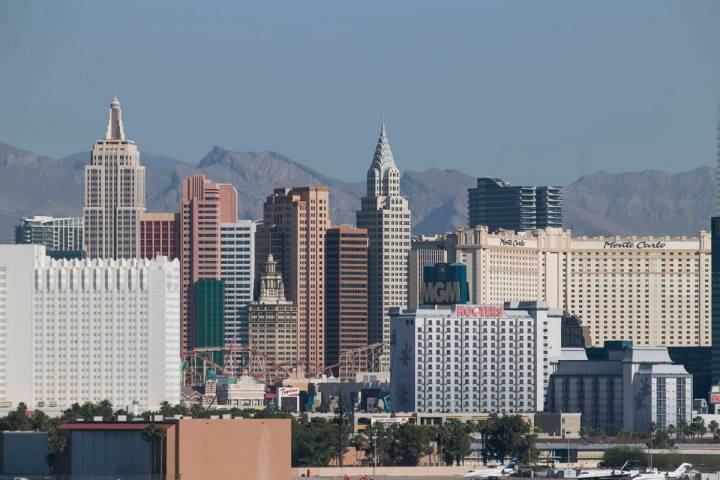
84 97 146 259
357 123 411 369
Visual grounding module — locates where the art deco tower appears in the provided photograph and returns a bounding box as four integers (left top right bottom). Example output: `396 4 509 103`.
83 97 146 259
356 123 411 370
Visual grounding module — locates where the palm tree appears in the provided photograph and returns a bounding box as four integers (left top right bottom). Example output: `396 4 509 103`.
709 421 719 436
678 420 690 440
472 419 491 465
143 423 167 475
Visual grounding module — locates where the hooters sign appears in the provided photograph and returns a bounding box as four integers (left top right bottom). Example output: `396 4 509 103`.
455 304 504 318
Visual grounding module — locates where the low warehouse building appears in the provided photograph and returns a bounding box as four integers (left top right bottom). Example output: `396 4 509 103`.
55 417 290 480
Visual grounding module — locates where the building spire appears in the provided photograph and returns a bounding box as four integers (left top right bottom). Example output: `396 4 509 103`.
105 96 126 141
371 119 395 169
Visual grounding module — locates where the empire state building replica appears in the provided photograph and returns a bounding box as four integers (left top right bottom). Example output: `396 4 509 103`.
83 97 146 259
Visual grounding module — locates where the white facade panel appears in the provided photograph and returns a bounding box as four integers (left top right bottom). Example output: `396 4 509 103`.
0 245 180 415
391 302 561 413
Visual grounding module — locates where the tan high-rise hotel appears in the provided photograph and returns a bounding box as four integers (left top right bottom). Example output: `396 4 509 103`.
84 97 145 259
263 187 330 373
451 226 711 347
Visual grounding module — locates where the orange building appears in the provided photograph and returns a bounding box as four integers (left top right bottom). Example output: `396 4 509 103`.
325 225 369 379
180 175 238 353
263 187 330 373
56 418 290 480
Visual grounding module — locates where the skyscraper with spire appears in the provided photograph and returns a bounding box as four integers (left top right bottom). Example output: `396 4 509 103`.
83 97 146 259
357 122 411 370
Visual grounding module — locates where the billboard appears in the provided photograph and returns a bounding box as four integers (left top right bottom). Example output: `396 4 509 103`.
455 304 504 318
420 263 469 305
279 387 300 397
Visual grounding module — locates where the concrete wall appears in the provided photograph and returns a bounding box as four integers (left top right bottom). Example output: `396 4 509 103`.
177 418 290 480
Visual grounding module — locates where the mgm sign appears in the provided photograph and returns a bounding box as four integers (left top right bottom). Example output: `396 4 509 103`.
420 262 469 306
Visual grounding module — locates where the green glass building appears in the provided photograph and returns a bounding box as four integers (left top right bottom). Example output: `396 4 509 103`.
194 279 225 366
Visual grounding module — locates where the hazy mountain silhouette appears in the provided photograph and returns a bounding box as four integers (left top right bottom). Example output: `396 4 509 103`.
0 141 713 242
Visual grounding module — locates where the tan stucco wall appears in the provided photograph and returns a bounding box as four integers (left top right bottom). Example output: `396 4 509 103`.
177 418 290 480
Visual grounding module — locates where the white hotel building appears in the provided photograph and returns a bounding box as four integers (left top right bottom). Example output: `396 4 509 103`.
390 301 562 413
0 245 180 415
450 227 711 347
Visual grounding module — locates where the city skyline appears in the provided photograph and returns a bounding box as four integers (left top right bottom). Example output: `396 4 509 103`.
2 2 717 477
1 1 720 186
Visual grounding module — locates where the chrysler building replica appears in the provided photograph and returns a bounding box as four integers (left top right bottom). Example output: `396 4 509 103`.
357 123 411 370
84 97 146 259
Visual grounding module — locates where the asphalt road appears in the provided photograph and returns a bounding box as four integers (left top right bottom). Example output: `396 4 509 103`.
293 477 463 479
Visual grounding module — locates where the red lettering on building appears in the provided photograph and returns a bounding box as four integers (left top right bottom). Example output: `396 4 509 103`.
455 304 504 318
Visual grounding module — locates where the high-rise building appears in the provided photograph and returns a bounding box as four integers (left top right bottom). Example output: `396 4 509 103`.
180 174 237 353
220 221 255 371
325 225 368 380
248 255 297 370
194 279 225 366
263 187 329 372
711 217 720 384
15 216 84 257
547 344 692 434
0 245 180 414
713 109 720 386
390 301 562 413
408 235 449 310
467 177 561 232
140 212 179 260
254 222 284 296
451 226 711 347
356 123 411 370
83 97 146 259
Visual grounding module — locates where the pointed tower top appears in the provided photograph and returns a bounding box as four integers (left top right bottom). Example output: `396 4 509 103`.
105 96 126 141
371 120 395 170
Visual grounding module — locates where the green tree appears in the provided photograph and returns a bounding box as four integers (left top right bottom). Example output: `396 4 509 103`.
709 421 719 436
601 447 647 468
678 420 690 439
142 423 167 475
472 419 493 465
45 425 67 468
390 423 435 466
332 410 352 467
650 430 674 449
485 415 537 464
439 419 472 466
291 417 337 467
690 417 706 439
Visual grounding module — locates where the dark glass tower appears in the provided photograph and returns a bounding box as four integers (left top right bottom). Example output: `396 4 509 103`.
712 217 720 384
468 177 562 232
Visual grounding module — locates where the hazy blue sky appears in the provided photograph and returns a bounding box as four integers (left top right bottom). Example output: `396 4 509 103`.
1 0 719 185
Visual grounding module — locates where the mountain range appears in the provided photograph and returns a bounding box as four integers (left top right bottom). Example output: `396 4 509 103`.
0 141 714 243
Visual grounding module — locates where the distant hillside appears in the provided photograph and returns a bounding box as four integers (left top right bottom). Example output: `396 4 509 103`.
148 146 364 225
0 140 714 242
563 167 714 236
